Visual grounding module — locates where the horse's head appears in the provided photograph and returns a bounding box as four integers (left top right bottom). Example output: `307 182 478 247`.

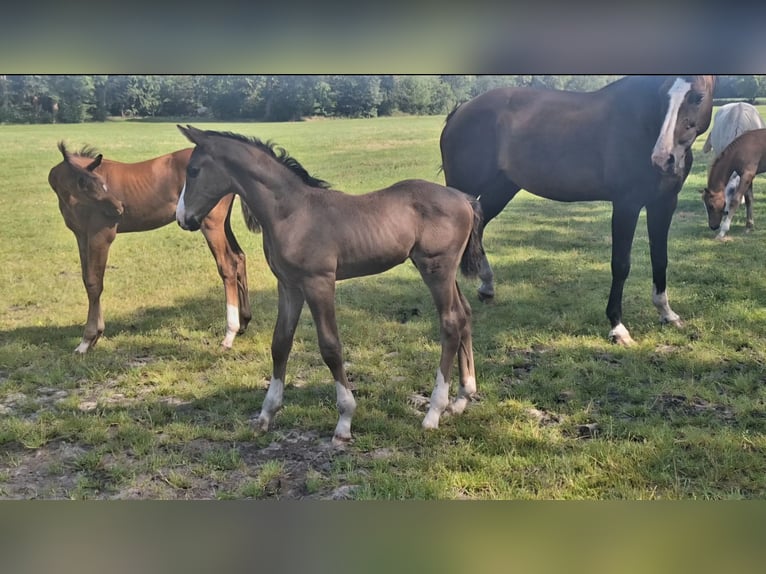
701 171 740 231
175 125 236 231
651 75 715 176
49 142 124 219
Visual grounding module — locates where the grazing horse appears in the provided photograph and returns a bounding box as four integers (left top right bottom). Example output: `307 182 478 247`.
440 75 716 345
174 125 484 445
702 128 766 238
702 102 765 157
48 142 252 353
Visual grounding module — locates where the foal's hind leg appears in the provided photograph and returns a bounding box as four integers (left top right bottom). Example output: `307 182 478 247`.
302 276 357 446
449 282 476 416
415 265 466 429
201 204 246 349
75 227 115 354
256 281 305 432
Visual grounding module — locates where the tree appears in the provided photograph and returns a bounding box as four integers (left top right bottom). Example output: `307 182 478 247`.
51 75 95 123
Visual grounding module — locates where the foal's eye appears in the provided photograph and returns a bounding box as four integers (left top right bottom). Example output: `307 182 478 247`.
188 166 200 178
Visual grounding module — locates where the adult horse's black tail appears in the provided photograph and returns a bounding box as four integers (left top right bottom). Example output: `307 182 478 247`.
240 197 262 233
460 197 484 278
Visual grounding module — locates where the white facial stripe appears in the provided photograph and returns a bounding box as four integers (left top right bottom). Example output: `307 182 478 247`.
652 78 692 163
175 180 187 224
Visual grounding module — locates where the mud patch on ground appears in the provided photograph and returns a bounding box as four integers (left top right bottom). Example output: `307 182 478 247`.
0 429 382 500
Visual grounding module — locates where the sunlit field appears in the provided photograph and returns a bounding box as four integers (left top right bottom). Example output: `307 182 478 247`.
1 112 765 499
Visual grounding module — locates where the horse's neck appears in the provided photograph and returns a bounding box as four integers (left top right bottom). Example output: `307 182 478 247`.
710 155 736 189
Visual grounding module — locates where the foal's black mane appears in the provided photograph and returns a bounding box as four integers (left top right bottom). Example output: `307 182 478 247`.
202 129 332 189
58 141 101 160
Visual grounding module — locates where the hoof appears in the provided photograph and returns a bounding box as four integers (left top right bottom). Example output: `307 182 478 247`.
608 332 635 346
332 434 352 448
477 290 495 303
251 414 271 433
422 410 441 429
662 317 684 328
715 234 732 242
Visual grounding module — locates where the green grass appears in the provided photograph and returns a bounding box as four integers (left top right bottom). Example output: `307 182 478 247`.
1 112 766 499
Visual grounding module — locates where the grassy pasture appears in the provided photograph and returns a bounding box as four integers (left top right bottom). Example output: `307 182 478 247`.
1 111 765 499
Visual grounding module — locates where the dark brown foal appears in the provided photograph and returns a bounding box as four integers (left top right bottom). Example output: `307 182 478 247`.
174 125 484 445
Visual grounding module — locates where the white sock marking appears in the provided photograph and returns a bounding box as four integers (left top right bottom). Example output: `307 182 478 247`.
652 285 680 324
257 377 284 430
423 369 449 429
608 323 634 345
221 303 240 348
333 381 356 441
651 78 692 168
451 375 476 415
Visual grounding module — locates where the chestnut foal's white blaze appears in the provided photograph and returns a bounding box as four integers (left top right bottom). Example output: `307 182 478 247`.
175 181 187 226
651 78 692 171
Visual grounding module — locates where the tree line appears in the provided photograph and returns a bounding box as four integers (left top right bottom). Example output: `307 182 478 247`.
1 75 763 124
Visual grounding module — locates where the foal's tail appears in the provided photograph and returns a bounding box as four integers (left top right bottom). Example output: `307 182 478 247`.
460 197 484 278
240 197 262 233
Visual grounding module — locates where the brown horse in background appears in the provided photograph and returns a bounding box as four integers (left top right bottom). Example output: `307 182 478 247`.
702 128 766 238
175 125 483 445
48 142 252 353
440 75 715 345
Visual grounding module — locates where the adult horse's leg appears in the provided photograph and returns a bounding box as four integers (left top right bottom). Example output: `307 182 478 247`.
606 201 642 345
302 275 356 446
646 193 684 328
448 282 476 416
472 173 521 301
415 264 466 429
75 226 115 354
256 281 305 432
200 196 248 349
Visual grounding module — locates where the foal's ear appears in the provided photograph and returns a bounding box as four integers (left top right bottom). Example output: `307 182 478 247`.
177 124 205 145
86 154 103 172
698 188 706 195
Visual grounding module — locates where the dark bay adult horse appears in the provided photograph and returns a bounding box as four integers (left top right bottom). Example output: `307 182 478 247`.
440 75 716 345
174 125 483 445
48 142 252 353
702 128 766 238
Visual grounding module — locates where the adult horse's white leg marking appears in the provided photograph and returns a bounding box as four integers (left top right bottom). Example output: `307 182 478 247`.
608 323 635 346
221 303 240 349
175 181 187 226
450 375 476 415
651 78 692 169
652 284 682 326
256 377 284 431
423 369 450 429
333 381 357 446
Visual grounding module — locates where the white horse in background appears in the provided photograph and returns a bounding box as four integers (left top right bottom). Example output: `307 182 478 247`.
703 102 765 157
702 102 765 238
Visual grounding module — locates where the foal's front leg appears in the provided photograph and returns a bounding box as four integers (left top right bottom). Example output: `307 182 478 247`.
303 276 356 446
75 228 115 353
256 281 304 431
